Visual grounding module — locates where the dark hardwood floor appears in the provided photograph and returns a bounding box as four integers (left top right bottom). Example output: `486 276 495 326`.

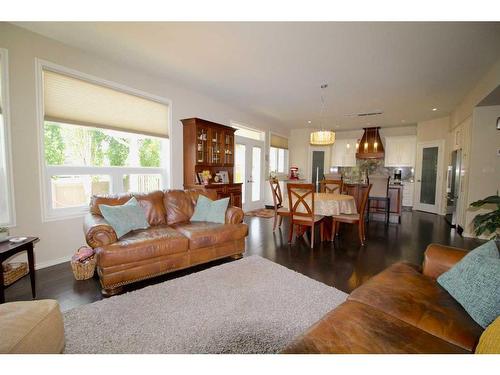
4 210 483 312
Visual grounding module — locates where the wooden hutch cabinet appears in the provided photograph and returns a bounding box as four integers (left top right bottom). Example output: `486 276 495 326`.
181 118 242 208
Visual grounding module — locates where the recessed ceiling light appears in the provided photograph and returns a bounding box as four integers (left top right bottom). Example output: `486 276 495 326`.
432 108 438 111
307 120 311 124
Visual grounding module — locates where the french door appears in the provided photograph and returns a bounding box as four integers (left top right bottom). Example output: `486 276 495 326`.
234 136 264 211
414 140 445 214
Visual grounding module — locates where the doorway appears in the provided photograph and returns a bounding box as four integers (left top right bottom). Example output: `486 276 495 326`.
414 140 445 214
234 135 264 211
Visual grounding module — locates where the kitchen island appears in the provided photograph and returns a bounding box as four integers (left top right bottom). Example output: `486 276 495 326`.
343 182 403 224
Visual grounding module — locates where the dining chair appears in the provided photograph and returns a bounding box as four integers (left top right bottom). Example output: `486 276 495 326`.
269 178 290 231
287 183 324 248
319 178 344 194
331 184 372 246
367 175 391 225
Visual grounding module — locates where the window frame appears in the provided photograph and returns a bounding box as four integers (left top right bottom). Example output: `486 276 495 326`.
269 146 289 174
269 131 289 176
0 48 16 227
35 59 173 222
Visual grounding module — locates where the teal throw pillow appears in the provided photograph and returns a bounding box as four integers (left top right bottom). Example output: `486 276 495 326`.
99 197 149 238
437 240 500 328
191 195 229 224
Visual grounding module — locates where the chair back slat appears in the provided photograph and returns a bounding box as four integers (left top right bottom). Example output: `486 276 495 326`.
269 178 283 209
319 178 343 194
359 184 373 221
367 175 390 198
287 183 315 219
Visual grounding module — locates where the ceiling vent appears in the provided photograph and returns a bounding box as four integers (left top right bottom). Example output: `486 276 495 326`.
344 110 384 117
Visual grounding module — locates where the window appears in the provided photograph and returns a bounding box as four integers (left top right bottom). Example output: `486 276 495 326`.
0 49 15 226
232 122 265 141
38 63 170 220
269 133 288 174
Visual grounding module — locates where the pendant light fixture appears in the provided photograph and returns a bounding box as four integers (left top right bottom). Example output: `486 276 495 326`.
310 83 336 146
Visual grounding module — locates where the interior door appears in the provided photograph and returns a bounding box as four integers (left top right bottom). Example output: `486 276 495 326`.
234 136 264 211
311 151 325 192
414 141 444 214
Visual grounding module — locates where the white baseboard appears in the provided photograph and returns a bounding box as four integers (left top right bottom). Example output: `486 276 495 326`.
35 255 71 270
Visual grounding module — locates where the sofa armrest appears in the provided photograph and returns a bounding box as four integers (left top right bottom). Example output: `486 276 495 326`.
225 206 244 224
422 243 468 279
84 214 118 248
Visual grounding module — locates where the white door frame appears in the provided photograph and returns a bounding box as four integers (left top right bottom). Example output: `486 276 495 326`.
235 135 265 211
414 140 445 214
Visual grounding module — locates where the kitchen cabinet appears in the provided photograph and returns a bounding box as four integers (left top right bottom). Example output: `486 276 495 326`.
402 182 414 207
384 136 416 167
452 125 464 151
330 138 357 167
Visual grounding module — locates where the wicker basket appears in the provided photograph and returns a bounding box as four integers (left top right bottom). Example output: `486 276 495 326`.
71 255 97 280
3 262 28 286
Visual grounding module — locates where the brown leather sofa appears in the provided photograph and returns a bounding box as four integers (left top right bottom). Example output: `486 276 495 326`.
84 189 247 296
283 244 484 353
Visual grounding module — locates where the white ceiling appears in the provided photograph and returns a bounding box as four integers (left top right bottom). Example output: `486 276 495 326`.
15 22 500 130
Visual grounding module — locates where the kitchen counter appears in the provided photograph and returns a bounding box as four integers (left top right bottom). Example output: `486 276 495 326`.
343 183 403 224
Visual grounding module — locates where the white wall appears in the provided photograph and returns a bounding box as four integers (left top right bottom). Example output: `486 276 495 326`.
0 23 289 268
465 105 500 237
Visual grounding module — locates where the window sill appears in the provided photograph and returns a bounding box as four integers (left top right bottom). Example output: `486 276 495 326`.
42 208 89 223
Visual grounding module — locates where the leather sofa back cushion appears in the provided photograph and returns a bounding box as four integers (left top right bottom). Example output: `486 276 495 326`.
90 191 167 226
164 189 217 225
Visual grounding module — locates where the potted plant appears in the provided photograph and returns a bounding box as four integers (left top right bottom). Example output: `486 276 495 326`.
470 192 500 240
0 227 9 241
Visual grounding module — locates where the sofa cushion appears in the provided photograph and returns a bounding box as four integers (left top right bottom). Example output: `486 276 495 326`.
282 301 468 354
163 189 217 225
349 262 483 351
99 197 149 238
133 191 168 226
90 191 167 226
98 225 189 267
191 195 229 223
171 222 248 250
0 300 65 354
475 316 500 354
437 240 500 329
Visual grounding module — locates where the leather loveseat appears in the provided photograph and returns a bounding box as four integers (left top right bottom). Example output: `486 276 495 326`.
283 244 485 353
84 189 247 296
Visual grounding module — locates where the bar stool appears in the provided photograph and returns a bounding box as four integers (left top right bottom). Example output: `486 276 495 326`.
367 175 391 225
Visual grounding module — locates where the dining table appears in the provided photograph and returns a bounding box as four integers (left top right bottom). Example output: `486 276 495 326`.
283 192 358 241
312 192 358 216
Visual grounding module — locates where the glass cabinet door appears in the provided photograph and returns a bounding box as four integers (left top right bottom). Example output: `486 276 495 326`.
196 126 209 164
224 132 234 166
210 128 224 165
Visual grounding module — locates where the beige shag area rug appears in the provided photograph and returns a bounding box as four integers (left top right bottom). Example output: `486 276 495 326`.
63 255 347 353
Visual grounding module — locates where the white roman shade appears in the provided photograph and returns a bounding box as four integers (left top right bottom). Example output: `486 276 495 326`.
43 70 169 138
270 134 288 149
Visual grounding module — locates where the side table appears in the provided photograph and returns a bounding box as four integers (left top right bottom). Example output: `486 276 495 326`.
0 237 39 303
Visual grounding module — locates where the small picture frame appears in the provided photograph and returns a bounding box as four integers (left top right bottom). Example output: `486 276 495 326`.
496 116 500 130
219 171 229 183
196 172 204 184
